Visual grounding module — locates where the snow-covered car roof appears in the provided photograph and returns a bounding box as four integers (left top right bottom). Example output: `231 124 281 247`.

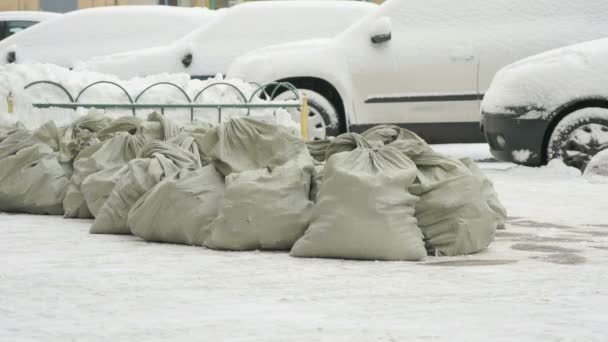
0 6 213 68
482 38 608 119
0 11 61 22
76 0 376 78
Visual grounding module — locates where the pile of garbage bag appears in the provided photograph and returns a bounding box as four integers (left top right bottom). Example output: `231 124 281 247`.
0 113 507 261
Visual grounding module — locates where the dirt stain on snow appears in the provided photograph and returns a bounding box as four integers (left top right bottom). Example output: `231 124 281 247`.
509 220 574 229
530 253 587 265
522 236 591 243
423 259 518 267
591 246 608 251
495 231 531 239
510 243 581 253
576 230 608 237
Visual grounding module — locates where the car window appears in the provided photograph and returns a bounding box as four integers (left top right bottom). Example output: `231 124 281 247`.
6 20 37 37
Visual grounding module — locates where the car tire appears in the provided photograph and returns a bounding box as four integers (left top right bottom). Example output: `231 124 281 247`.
547 107 608 170
274 88 340 140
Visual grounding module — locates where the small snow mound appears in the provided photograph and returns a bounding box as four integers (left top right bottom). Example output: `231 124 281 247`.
545 159 583 177
512 149 532 163
584 149 608 183
505 159 581 178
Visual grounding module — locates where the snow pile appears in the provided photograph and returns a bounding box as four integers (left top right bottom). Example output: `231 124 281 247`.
76 1 375 78
584 149 608 183
0 6 212 69
0 63 299 131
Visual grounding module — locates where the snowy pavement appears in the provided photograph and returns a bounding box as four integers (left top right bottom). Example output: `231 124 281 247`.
1 154 608 341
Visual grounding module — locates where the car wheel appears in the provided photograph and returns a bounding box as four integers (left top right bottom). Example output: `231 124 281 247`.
547 107 608 170
274 88 340 140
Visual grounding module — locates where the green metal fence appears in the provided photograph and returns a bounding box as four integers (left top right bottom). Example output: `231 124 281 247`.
23 80 301 123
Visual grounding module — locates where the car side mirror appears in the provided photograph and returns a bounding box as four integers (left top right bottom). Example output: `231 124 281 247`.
6 51 16 63
182 53 192 68
370 17 392 44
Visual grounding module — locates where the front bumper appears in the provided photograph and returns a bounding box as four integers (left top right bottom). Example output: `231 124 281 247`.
481 113 549 166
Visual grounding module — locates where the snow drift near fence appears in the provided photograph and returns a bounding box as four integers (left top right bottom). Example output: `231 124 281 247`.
0 63 300 131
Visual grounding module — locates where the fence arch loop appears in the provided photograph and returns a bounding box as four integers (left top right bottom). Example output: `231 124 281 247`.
135 82 192 103
193 82 247 103
75 81 134 104
23 81 75 103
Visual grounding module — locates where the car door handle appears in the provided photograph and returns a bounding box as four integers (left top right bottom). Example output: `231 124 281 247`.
449 55 475 62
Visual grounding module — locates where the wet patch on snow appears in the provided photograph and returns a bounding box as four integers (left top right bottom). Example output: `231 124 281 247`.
574 230 608 237
510 243 581 254
423 259 518 267
530 253 586 265
508 219 574 230
495 231 532 239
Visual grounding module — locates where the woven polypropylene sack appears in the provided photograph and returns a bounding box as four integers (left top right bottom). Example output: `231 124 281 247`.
128 166 225 246
291 145 426 261
90 142 198 235
199 117 310 176
204 162 314 251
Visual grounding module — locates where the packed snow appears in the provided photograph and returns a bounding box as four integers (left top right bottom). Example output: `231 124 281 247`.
585 149 608 183
76 1 376 79
0 6 212 68
1 155 607 341
483 38 608 119
0 63 300 131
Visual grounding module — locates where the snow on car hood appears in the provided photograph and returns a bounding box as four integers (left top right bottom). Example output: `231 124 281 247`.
228 39 332 80
482 38 608 119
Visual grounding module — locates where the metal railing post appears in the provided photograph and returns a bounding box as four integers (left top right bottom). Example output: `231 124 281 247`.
300 93 309 140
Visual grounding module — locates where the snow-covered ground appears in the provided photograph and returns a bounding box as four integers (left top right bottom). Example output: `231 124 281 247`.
1 148 607 341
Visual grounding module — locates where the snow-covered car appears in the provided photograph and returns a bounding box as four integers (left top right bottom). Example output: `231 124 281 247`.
0 6 212 67
76 1 376 79
0 11 60 41
227 0 608 141
481 39 608 170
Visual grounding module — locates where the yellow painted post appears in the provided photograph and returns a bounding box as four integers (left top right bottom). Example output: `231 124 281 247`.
7 92 14 114
300 92 309 140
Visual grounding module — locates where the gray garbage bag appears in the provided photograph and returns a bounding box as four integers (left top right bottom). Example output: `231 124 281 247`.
309 164 324 202
81 165 128 217
0 144 69 215
59 112 111 162
204 161 314 251
306 139 332 163
0 121 60 160
199 117 309 176
63 113 180 218
168 132 207 168
90 141 199 235
365 126 501 256
290 141 426 261
63 131 145 218
0 122 25 143
460 157 508 230
128 166 225 246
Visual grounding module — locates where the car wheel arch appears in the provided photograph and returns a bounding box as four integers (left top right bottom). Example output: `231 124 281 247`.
541 97 608 163
274 77 347 133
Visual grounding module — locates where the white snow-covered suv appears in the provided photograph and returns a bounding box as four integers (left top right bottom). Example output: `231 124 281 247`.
227 0 608 141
